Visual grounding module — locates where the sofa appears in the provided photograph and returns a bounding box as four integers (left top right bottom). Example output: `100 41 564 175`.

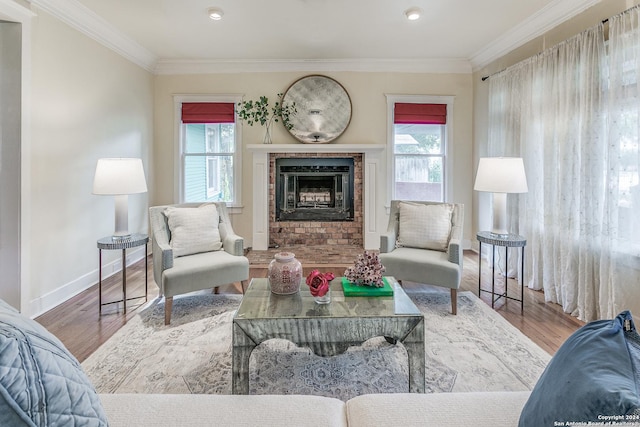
99 391 531 427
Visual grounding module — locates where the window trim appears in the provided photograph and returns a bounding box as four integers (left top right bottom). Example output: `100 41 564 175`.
173 94 243 212
385 94 455 206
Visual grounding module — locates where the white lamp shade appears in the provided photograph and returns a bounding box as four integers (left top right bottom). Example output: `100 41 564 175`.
474 157 528 194
92 158 148 195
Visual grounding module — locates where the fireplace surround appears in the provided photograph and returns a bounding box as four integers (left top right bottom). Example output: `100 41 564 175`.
269 153 361 247
248 144 385 250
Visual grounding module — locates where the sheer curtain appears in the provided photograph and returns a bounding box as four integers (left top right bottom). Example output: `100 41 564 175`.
486 8 640 322
603 7 640 319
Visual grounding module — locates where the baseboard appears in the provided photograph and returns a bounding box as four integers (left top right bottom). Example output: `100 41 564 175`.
28 246 147 319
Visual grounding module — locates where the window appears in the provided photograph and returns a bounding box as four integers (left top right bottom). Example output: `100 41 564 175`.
386 95 454 203
174 96 242 208
607 35 640 250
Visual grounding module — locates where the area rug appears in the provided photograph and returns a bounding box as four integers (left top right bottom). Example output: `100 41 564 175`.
82 289 551 401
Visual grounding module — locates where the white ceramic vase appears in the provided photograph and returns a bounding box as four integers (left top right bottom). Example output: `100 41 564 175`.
268 252 302 295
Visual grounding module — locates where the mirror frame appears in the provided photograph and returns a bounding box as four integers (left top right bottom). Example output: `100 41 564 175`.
282 75 352 144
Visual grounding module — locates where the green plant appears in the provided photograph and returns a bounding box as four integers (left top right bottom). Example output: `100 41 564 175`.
236 93 297 131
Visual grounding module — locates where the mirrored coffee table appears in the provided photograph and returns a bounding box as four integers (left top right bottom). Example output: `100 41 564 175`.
232 276 425 394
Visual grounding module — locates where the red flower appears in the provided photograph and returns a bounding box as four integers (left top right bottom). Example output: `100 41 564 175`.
306 269 335 297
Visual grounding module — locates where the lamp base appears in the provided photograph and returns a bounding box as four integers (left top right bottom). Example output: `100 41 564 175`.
113 195 131 241
491 193 509 238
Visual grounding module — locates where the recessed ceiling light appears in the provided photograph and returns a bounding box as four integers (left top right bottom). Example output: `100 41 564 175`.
404 7 421 21
208 7 224 21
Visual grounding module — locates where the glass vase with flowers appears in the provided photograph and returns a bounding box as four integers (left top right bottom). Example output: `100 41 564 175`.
305 270 335 304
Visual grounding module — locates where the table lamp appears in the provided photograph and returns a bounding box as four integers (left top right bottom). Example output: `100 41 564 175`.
92 158 148 240
474 157 528 236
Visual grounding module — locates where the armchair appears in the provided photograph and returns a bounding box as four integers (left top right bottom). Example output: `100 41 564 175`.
149 202 249 325
379 201 464 314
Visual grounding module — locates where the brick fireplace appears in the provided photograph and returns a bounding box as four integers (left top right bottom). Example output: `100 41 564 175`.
248 144 385 250
269 153 363 247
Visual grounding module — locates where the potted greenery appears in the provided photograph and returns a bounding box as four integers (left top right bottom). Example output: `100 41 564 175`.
236 93 297 144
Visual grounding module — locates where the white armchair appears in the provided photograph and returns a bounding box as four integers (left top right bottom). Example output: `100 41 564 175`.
149 202 249 325
379 201 464 314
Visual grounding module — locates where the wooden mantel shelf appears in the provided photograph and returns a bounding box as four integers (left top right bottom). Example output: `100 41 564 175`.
246 144 385 153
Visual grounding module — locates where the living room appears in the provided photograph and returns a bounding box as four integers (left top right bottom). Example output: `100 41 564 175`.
4 0 636 319
1 0 640 425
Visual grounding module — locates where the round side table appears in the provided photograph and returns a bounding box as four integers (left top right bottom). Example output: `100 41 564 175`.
97 233 148 315
477 231 527 313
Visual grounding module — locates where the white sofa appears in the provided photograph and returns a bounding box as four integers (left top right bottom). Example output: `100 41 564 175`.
99 391 531 427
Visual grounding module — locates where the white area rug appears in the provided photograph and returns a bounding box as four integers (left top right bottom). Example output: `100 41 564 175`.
82 289 551 401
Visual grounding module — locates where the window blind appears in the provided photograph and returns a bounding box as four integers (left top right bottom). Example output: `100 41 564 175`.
181 103 235 123
394 103 446 124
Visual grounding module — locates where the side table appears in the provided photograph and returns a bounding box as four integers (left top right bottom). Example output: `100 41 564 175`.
97 233 149 315
477 231 526 313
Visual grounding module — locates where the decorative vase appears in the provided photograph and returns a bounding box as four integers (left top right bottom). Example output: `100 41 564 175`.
268 252 302 295
314 289 331 304
263 124 272 144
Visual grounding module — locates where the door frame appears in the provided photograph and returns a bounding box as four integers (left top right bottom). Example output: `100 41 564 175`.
0 0 34 315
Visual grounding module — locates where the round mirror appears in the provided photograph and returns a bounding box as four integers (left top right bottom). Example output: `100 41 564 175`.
282 75 352 144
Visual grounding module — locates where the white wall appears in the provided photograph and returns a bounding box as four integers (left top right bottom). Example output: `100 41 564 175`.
153 71 475 248
27 6 154 316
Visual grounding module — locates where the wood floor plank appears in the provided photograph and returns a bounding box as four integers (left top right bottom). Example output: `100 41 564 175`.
35 250 584 362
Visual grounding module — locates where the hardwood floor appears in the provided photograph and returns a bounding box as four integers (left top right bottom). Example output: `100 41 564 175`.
35 250 584 363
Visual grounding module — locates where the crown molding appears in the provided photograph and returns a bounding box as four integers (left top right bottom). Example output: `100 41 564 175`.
27 0 594 76
153 58 472 75
470 0 603 71
28 0 157 72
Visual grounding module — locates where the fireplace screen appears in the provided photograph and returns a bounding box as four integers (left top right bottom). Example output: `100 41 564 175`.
275 157 354 221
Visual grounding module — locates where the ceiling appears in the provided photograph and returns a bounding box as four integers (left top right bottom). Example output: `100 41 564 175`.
30 0 602 74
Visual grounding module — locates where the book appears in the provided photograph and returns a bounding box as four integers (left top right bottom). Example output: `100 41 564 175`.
341 277 394 297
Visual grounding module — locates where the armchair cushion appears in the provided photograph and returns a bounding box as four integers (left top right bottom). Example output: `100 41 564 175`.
164 204 222 257
396 202 453 252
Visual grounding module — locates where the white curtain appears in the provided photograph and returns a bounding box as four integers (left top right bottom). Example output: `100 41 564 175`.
486 7 640 322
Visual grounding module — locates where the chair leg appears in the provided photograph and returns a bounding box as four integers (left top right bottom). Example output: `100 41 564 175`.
240 280 247 294
164 296 173 325
213 287 220 295
451 289 457 315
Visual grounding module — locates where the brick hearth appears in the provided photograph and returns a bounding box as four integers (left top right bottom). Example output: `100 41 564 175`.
268 152 363 247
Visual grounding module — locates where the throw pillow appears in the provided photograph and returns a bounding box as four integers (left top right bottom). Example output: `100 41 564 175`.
0 298 108 426
396 202 453 252
519 310 640 426
164 204 222 257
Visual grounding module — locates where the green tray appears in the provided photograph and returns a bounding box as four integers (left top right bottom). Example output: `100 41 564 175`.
341 277 394 297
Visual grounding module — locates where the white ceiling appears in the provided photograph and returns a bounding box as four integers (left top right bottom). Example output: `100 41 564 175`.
30 0 603 74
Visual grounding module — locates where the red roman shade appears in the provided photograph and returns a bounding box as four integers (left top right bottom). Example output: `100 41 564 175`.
394 103 447 125
181 103 235 124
